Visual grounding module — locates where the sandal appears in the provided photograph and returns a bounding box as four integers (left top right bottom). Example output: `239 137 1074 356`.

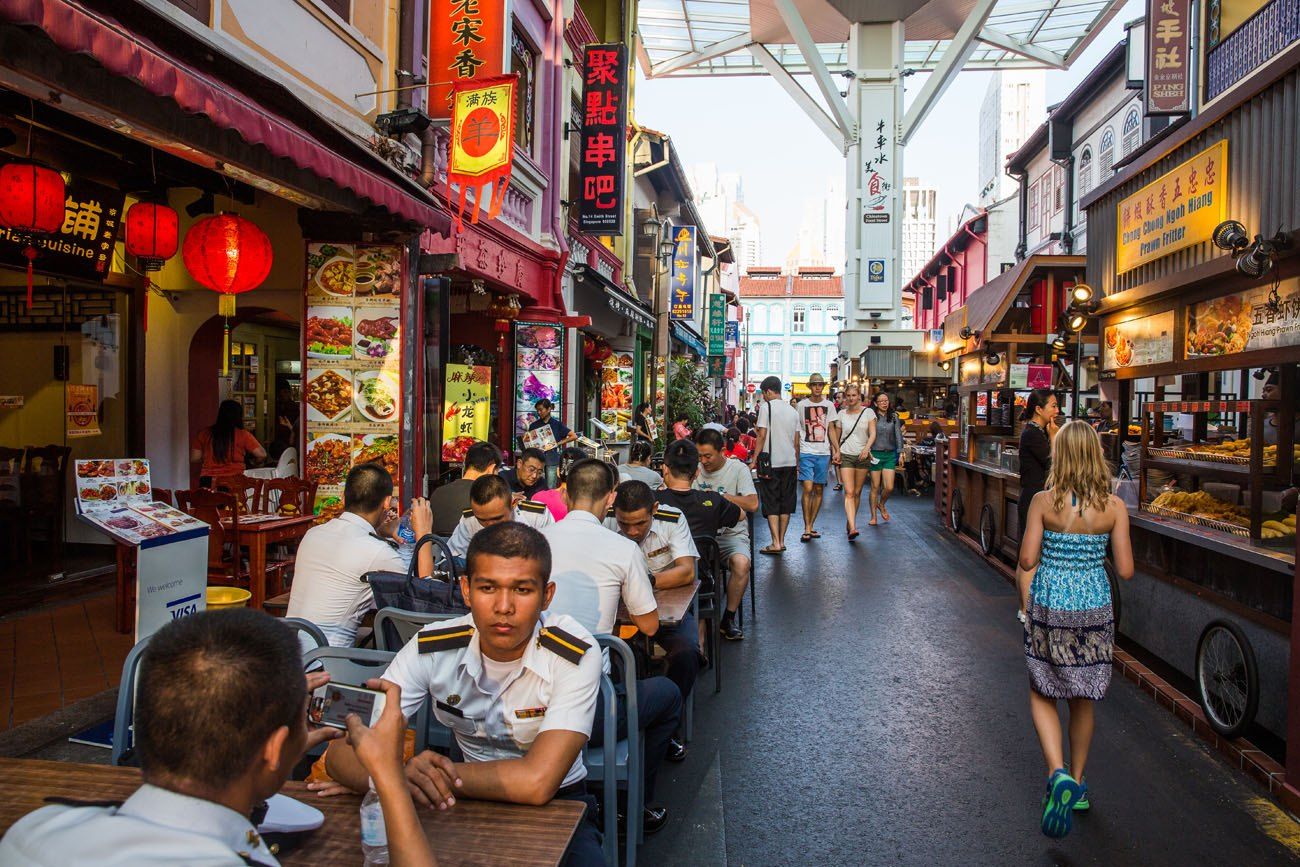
848 530 859 541
759 545 784 556
799 533 812 543
880 506 891 521
809 530 821 539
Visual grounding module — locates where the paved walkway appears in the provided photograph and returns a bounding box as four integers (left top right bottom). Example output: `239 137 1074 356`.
644 490 1300 865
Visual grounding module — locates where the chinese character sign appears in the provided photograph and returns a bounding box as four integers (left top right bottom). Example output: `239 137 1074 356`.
441 364 492 462
1146 0 1192 115
428 0 506 120
708 294 727 355
448 75 517 229
578 43 628 235
668 226 697 321
1116 140 1227 274
0 177 123 281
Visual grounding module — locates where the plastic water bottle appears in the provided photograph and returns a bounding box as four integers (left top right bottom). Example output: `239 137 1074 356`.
360 787 389 866
397 513 415 545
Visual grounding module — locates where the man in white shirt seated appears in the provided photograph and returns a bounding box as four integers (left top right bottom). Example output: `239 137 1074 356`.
324 522 605 865
542 458 681 833
0 610 350 865
288 462 434 646
447 474 553 570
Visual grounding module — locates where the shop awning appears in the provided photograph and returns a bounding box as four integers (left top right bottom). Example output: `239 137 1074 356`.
671 322 708 357
941 254 1085 353
605 286 655 330
0 0 450 233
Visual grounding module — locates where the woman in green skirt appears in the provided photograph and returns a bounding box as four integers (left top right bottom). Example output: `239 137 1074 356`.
863 392 902 525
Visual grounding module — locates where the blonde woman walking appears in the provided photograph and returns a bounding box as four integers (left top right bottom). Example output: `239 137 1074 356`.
1018 420 1133 839
833 384 873 540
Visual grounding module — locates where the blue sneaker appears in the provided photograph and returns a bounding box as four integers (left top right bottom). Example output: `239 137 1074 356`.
1040 769 1083 838
1073 779 1090 812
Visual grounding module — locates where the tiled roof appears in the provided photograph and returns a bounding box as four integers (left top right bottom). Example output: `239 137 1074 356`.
740 271 843 298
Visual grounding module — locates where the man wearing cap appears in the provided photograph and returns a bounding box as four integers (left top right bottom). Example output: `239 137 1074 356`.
795 373 840 543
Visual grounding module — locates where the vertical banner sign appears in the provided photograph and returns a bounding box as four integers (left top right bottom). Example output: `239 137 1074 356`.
668 226 697 321
428 0 506 120
707 355 727 377
448 75 517 229
66 384 100 438
708 294 727 355
578 43 628 235
851 80 900 311
1146 0 1192 115
441 364 492 462
724 320 740 348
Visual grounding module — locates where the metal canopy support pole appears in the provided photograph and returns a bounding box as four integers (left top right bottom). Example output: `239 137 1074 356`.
901 0 1000 144
651 32 754 77
771 0 856 141
747 44 845 149
844 22 904 329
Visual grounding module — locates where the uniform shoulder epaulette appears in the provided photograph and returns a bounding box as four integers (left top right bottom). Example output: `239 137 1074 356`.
606 507 617 519
461 507 474 517
417 623 475 653
518 499 547 514
653 508 681 522
538 625 591 665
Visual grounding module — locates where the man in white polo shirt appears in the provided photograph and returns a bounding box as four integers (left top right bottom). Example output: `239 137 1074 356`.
288 463 433 646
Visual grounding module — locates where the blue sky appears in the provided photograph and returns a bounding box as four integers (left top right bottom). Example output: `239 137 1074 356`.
634 0 1143 264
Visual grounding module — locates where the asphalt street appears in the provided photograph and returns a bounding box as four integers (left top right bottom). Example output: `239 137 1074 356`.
642 488 1300 866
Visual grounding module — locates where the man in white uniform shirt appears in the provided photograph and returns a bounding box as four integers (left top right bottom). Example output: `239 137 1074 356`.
325 522 605 865
795 372 841 542
447 474 553 568
542 459 682 833
288 463 434 646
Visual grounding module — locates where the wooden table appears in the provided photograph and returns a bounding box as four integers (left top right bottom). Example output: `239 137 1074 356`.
222 513 317 611
0 759 583 866
619 579 699 628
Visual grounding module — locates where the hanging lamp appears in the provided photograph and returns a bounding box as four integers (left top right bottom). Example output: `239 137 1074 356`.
0 162 65 311
182 213 273 374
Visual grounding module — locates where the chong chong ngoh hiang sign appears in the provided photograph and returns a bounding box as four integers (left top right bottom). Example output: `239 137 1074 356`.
1116 139 1226 274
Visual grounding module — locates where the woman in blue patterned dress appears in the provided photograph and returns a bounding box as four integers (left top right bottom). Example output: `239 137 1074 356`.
1018 420 1133 839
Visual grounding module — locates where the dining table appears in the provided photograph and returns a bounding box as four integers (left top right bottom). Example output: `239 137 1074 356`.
618 579 700 629
221 512 319 611
0 758 584 866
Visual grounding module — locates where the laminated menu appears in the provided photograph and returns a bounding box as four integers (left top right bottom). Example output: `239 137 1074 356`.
304 243 405 520
599 352 633 442
73 459 205 545
514 321 564 443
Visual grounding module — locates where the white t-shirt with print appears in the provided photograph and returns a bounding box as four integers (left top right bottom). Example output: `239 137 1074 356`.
796 397 840 456
756 399 800 468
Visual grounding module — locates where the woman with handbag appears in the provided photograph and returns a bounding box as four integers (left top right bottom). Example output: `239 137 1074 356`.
833 384 874 541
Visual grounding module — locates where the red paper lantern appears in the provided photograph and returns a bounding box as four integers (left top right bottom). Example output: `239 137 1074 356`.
124 202 179 271
582 335 597 359
0 162 66 310
182 213 273 311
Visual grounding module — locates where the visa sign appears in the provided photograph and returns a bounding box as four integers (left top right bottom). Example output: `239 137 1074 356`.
167 592 202 620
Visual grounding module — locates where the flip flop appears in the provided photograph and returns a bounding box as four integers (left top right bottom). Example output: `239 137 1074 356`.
848 530 859 541
1040 769 1083 838
809 530 821 539
800 533 812 543
760 546 784 556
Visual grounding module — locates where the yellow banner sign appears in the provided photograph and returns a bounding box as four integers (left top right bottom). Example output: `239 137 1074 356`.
1116 139 1227 274
441 364 492 463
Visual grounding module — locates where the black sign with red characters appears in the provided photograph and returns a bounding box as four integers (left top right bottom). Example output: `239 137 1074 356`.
577 43 628 236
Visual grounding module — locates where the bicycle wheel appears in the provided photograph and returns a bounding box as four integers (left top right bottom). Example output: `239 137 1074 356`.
979 504 997 555
1195 619 1259 738
949 489 963 532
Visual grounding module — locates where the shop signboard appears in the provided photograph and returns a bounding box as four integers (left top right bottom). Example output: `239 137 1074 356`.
428 0 506 119
441 364 492 463
668 226 697 321
1145 0 1192 115
599 350 634 442
605 286 653 329
303 244 405 519
1009 363 1054 389
708 294 727 355
707 355 727 377
0 177 123 281
1116 140 1227 274
1185 278 1300 358
514 321 564 446
66 384 100 438
724 321 740 348
577 43 628 235
1102 310 1176 369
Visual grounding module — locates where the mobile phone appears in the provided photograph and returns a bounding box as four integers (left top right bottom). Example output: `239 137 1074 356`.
308 682 386 730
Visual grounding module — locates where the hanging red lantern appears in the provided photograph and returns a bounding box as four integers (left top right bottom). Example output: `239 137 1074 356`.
593 341 614 362
0 162 66 311
124 202 179 271
183 213 272 373
582 334 597 360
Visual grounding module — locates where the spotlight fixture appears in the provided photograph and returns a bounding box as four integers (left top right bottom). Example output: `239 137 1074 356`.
374 107 432 138
1051 332 1067 351
984 350 1001 367
1212 220 1251 253
1069 283 1095 305
1252 367 1272 381
959 326 974 340
939 360 951 371
1066 311 1088 333
1236 232 1292 279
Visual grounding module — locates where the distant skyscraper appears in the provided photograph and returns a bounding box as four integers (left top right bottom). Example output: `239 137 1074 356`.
901 177 938 280
978 70 1046 206
789 177 846 273
729 203 763 274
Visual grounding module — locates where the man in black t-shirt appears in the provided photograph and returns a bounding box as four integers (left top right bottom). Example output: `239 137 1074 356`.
499 447 549 499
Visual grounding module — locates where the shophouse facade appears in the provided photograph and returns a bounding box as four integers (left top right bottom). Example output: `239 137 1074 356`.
741 267 843 397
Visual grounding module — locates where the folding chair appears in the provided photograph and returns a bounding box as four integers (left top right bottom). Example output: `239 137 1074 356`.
111 635 152 766
374 607 461 652
584 634 642 867
694 537 724 695
302 646 429 754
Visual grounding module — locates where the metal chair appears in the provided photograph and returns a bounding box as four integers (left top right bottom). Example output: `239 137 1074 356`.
584 634 641 867
694 536 724 695
374 607 460 652
111 635 152 766
302 646 429 755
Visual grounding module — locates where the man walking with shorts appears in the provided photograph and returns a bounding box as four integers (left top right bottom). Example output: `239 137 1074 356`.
795 373 840 542
750 375 800 555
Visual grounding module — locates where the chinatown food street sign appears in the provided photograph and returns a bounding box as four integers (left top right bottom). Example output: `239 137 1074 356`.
1145 0 1192 115
668 226 697 321
0 177 123 281
428 0 506 120
1116 139 1227 274
448 75 517 228
577 44 628 236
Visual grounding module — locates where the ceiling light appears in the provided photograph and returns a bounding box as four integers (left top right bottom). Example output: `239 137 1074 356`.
984 350 1001 366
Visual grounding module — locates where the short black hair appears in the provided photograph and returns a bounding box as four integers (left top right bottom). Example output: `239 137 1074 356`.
465 441 502 472
614 479 657 515
518 447 546 465
736 416 751 433
629 440 653 463
136 610 303 788
466 521 551 585
470 474 512 506
664 438 700 479
557 446 588 481
534 398 554 411
694 428 725 451
566 457 615 502
344 462 393 513
760 375 781 395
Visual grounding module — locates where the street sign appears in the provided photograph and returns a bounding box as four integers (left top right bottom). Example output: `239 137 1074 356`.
708 294 726 355
724 321 739 348
707 355 726 377
745 383 756 394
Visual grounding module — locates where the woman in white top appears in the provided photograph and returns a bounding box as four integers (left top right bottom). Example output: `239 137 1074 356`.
832 383 874 540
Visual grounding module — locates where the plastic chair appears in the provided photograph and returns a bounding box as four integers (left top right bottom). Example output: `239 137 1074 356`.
584 634 641 867
284 617 329 654
374 607 461 652
694 537 724 695
302 646 429 754
112 635 152 766
275 447 299 478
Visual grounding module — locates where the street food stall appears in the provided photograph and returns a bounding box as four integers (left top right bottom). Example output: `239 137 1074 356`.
1079 41 1300 796
936 255 1088 560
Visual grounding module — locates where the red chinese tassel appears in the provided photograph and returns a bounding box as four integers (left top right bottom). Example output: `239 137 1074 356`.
22 245 35 311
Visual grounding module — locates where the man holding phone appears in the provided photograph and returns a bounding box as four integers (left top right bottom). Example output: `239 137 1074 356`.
325 522 605 866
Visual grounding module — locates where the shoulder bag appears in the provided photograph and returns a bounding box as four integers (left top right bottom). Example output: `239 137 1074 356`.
755 398 774 480
364 534 468 632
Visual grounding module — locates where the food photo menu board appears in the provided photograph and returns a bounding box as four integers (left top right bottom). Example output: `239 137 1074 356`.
514 321 564 447
600 352 633 442
73 459 206 545
304 244 405 519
